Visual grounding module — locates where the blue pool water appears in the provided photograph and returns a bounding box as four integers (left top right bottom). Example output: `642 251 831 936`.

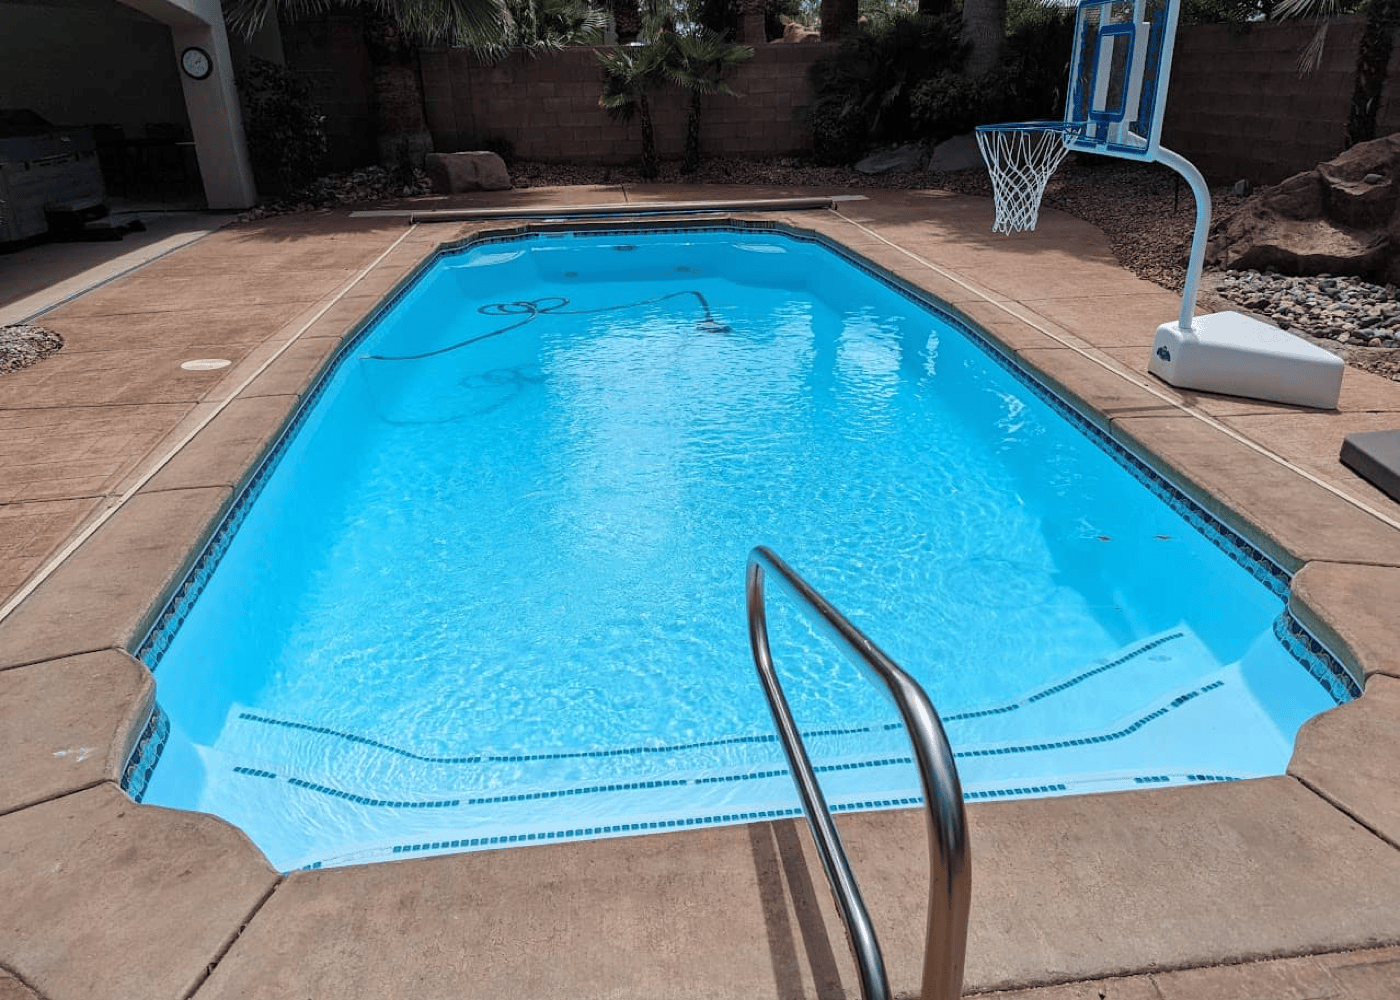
132 227 1353 871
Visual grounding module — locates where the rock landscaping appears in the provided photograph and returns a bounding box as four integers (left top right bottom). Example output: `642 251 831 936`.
0 324 61 376
941 153 1400 383
1208 133 1400 284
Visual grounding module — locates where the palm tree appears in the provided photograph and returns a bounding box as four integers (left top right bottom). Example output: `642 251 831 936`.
661 30 754 172
226 0 517 52
475 0 609 61
962 0 1007 75
598 43 671 178
226 0 516 169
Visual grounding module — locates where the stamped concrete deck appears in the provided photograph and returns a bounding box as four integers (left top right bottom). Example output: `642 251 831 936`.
1 186 1398 1000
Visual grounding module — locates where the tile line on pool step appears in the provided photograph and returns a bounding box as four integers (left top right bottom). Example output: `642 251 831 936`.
830 206 1400 537
291 767 1255 870
210 677 1236 820
223 630 1199 771
0 224 424 626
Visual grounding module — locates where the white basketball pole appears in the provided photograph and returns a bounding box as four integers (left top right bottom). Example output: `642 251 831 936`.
1154 147 1212 333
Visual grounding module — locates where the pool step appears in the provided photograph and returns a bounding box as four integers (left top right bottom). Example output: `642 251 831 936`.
184 740 914 872
207 701 912 796
179 657 1293 871
204 625 1218 802
939 624 1214 748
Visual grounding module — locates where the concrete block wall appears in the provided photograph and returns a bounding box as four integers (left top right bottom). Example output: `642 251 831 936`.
278 13 377 171
419 44 831 164
1163 17 1367 185
279 14 1400 186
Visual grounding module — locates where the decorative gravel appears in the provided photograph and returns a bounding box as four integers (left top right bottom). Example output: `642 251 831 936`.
1212 270 1400 381
0 324 62 376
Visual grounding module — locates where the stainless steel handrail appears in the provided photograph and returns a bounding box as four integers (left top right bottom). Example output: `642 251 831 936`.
745 545 971 1000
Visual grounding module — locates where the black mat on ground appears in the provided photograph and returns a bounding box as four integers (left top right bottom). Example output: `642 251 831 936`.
1340 430 1400 502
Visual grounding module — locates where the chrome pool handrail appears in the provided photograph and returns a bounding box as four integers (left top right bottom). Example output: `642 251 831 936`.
745 545 971 1000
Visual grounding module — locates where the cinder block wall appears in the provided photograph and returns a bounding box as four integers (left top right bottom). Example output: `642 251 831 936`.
418 44 831 164
1163 17 1367 185
279 14 377 171
283 15 1400 185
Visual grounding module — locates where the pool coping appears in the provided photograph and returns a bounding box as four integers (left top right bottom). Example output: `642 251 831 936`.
1 187 1398 1000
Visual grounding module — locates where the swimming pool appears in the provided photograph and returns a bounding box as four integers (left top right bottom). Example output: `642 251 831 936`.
126 224 1355 871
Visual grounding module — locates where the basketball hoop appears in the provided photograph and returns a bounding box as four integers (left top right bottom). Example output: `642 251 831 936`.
974 121 1084 234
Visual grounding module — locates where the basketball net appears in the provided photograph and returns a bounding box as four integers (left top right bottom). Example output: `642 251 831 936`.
974 122 1083 234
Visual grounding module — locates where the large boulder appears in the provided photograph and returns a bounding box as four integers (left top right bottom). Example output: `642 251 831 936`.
424 151 512 193
928 133 985 174
773 21 820 42
855 143 925 175
1208 133 1400 284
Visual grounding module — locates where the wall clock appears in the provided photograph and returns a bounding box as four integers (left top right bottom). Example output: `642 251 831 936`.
181 46 212 80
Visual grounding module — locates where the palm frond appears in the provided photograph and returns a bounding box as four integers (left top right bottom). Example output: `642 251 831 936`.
1297 20 1329 73
224 0 334 37
1272 0 1343 74
1273 0 1341 18
374 0 515 46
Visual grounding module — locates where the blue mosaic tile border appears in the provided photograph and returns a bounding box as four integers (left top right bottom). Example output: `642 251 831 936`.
1274 612 1362 701
301 765 1265 868
306 794 934 868
119 702 169 803
964 784 1068 800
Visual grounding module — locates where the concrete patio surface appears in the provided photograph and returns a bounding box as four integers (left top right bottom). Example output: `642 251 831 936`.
1 185 1398 1000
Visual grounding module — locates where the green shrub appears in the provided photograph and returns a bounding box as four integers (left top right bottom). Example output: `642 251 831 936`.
799 12 969 164
989 2 1077 123
806 101 870 165
908 71 984 142
237 57 328 198
798 3 1076 162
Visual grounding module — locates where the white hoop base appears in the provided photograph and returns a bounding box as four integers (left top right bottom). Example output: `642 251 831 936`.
1150 312 1343 410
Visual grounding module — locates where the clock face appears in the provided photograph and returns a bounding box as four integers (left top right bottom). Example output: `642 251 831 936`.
181 47 212 80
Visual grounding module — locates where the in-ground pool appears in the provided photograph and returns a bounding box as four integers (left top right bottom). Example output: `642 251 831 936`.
127 225 1357 872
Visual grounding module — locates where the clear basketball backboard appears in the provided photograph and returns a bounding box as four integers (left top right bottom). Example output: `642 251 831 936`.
1065 0 1180 162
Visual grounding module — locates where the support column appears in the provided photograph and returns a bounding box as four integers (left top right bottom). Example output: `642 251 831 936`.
115 0 257 209
171 18 257 208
